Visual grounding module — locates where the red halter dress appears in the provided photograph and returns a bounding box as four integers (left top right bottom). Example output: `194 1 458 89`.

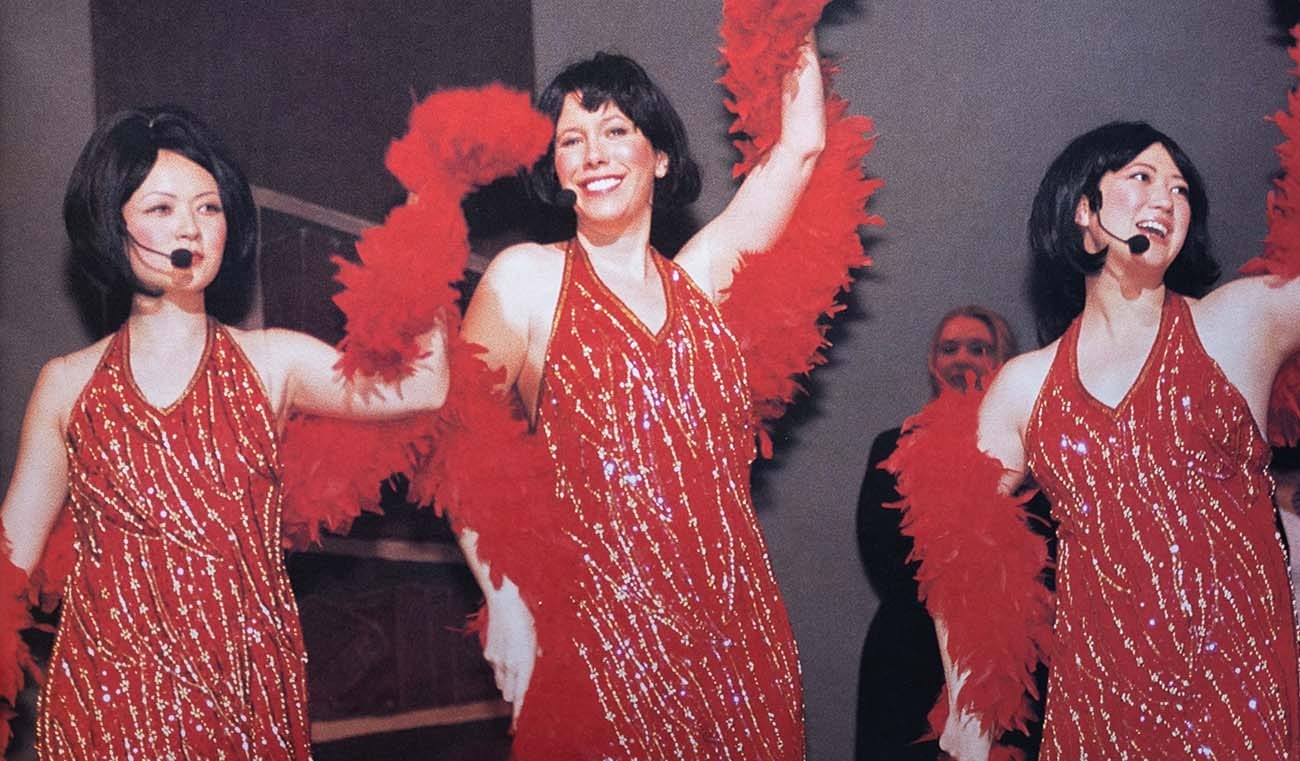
511 240 804 760
1025 292 1300 759
39 321 312 759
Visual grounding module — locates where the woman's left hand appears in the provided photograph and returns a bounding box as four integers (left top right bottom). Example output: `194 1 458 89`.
482 580 538 729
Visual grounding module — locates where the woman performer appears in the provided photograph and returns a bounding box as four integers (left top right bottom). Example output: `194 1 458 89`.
0 106 448 759
457 38 825 759
932 122 1300 759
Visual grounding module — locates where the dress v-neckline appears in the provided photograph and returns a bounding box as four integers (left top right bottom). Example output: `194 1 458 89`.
1068 291 1174 417
121 318 215 416
572 238 674 342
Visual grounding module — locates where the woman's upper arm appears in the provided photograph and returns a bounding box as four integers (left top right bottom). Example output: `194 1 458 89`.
1261 274 1300 358
264 321 450 421
675 38 826 298
2 359 74 572
977 357 1040 495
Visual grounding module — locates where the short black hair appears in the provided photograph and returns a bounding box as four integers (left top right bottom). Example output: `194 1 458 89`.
63 105 257 325
1027 121 1219 343
531 52 701 210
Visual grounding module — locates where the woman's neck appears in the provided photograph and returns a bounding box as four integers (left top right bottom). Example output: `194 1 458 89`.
1083 269 1166 335
576 217 655 279
127 294 209 344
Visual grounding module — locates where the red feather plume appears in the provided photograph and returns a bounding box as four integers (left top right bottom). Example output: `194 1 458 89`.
332 85 552 383
717 0 882 456
1 530 39 755
278 86 553 544
881 389 1054 749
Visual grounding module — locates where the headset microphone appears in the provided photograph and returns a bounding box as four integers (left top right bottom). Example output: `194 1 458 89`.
169 249 194 268
1098 220 1151 255
129 234 196 269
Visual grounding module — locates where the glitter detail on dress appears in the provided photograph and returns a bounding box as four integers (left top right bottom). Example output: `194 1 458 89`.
514 239 804 759
1025 292 1300 759
39 320 312 759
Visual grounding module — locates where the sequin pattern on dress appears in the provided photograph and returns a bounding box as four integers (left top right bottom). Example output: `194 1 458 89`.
513 239 804 760
1024 292 1300 760
39 321 312 760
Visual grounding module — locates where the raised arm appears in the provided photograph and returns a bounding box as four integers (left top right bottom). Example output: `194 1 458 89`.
2 360 76 574
1191 274 1300 428
675 34 826 300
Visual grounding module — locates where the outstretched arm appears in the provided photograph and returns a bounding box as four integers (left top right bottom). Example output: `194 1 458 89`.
243 319 450 422
676 33 826 300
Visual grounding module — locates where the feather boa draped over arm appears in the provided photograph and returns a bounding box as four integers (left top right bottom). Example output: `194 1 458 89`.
1242 25 1300 446
717 0 883 457
881 390 1053 754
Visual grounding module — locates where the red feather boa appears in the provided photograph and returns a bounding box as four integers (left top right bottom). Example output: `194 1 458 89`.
278 85 553 546
881 389 1054 751
1 529 39 754
1242 25 1300 446
333 84 553 383
718 0 882 456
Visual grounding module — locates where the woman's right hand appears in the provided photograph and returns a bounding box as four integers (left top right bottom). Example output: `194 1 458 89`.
482 580 538 728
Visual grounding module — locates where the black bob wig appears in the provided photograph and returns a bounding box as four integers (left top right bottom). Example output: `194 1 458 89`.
530 52 701 211
1027 121 1220 343
63 105 257 325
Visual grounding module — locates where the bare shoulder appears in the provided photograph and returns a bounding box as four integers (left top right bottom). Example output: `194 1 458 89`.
468 241 567 328
671 230 722 299
225 324 321 357
33 335 114 424
1192 274 1300 333
482 241 566 285
223 325 331 390
991 343 1058 404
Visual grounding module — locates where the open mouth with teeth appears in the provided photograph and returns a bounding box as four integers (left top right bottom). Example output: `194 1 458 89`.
1136 220 1170 240
582 177 621 193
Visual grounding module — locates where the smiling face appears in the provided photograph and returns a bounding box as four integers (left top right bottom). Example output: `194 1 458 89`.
1078 142 1192 267
552 94 668 230
121 149 226 295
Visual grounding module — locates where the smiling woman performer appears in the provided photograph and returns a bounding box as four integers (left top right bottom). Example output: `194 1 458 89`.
0 107 449 759
891 121 1300 761
450 38 825 759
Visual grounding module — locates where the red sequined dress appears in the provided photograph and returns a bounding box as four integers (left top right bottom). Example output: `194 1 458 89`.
1024 292 1300 759
512 240 804 759
38 321 312 759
